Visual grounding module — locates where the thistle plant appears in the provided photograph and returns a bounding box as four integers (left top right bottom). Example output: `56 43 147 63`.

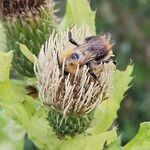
0 0 54 77
0 24 149 149
34 25 116 136
0 0 149 149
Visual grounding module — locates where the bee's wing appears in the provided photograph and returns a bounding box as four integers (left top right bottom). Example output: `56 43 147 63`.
85 35 102 43
78 52 97 65
85 36 96 42
78 46 110 66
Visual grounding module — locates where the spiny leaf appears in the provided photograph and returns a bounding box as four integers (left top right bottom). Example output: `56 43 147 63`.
1 95 59 150
59 0 95 32
19 43 36 63
0 51 26 103
87 65 133 134
0 22 7 52
58 128 117 150
0 51 13 81
27 110 58 149
0 80 26 103
0 51 57 149
107 137 122 150
0 111 25 150
123 122 150 150
0 47 136 150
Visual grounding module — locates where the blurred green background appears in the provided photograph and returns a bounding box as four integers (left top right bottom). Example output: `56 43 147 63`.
90 0 150 145
55 0 150 145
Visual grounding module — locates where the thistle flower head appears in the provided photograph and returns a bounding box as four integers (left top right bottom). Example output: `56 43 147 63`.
0 0 51 22
34 25 116 136
0 0 54 77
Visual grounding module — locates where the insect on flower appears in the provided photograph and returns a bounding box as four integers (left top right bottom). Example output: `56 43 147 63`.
58 26 116 81
35 25 116 136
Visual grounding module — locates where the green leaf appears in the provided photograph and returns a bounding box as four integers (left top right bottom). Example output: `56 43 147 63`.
0 51 58 149
27 108 59 150
22 96 58 149
0 48 136 150
19 44 36 63
123 122 150 150
87 65 133 134
0 110 25 150
58 128 117 150
0 22 7 52
0 51 13 81
0 50 26 103
107 138 122 150
0 80 26 103
59 0 95 32
1 92 58 149
1 96 59 150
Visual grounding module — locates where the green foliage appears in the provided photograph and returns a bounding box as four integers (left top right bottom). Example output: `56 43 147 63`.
123 122 150 150
0 80 26 103
59 0 95 32
0 0 149 149
0 51 138 150
0 40 149 150
3 10 53 77
87 65 133 135
48 108 94 137
0 111 25 150
107 138 122 150
0 51 25 150
57 128 117 150
0 22 7 52
0 51 13 81
19 44 36 64
91 0 150 143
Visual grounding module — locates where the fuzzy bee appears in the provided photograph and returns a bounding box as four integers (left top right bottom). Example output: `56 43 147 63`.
58 27 116 80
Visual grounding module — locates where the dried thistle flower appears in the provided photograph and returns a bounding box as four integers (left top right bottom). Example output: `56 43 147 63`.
34 25 116 136
0 0 50 21
0 0 54 77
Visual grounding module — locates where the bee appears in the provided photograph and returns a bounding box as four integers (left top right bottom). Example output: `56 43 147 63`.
58 27 116 80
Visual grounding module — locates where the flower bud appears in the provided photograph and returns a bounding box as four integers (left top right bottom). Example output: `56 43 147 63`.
0 0 54 77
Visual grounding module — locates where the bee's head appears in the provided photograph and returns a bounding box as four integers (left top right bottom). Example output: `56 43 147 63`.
59 49 83 74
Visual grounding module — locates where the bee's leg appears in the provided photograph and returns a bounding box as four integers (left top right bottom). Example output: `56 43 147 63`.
112 60 117 65
57 52 69 76
57 52 61 68
86 63 100 82
89 72 99 81
68 30 79 47
101 59 117 66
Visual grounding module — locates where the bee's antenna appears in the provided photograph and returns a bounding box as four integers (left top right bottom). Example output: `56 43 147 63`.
86 63 100 83
68 25 80 47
